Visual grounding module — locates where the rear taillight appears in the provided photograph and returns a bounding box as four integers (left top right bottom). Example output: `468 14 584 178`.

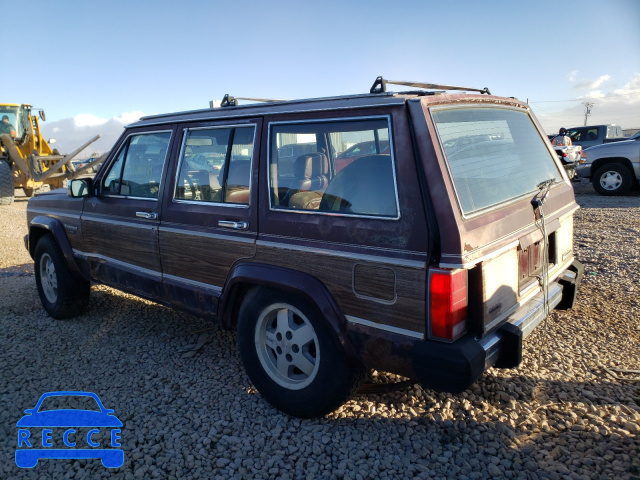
579 151 587 164
562 151 568 158
429 268 468 341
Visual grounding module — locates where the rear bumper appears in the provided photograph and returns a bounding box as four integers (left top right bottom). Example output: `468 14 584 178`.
410 260 583 393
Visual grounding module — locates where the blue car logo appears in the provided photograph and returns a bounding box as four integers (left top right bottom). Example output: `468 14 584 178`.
16 391 123 468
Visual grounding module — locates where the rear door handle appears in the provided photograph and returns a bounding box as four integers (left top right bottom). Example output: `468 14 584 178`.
218 220 248 230
136 211 159 220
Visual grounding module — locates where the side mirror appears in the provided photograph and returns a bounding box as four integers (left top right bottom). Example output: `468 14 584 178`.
39 110 46 122
68 178 93 198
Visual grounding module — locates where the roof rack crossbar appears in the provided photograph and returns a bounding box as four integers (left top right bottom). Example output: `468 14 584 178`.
370 76 491 95
218 94 287 108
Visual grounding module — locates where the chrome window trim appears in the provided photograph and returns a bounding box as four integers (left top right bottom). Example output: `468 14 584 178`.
160 225 255 244
429 104 563 220
100 129 173 200
72 250 162 278
28 209 81 220
162 273 222 293
345 315 424 340
256 238 426 269
132 100 406 128
79 213 159 229
267 115 401 221
172 123 257 207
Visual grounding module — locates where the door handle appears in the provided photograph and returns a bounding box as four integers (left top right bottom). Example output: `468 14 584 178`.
218 220 248 230
136 211 159 220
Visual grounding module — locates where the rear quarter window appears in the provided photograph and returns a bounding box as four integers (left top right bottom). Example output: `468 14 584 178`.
431 107 561 216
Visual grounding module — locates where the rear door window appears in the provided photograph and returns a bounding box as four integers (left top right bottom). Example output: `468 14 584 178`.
174 126 254 205
269 118 398 218
431 107 561 216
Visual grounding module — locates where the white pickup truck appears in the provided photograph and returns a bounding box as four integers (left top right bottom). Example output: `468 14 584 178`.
549 136 582 179
576 132 640 195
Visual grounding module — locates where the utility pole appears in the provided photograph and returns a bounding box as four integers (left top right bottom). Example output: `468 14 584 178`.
583 102 594 126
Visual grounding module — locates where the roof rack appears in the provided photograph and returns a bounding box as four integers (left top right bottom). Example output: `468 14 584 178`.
370 76 491 95
216 94 288 108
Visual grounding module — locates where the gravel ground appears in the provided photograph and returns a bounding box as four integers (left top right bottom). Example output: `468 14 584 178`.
1 181 639 480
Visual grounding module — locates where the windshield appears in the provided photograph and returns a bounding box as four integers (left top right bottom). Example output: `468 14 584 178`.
0 105 21 137
431 107 561 216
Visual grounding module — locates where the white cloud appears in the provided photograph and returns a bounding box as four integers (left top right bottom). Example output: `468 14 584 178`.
566 70 579 83
74 114 108 128
533 73 640 134
581 90 606 99
573 74 611 91
39 111 146 157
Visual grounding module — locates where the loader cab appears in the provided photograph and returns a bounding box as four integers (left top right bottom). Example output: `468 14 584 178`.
0 104 31 140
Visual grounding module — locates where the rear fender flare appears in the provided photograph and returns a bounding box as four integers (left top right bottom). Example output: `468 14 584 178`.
28 216 87 281
220 262 360 366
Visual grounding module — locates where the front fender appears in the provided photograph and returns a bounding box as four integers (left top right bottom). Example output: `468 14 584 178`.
220 262 361 366
28 215 88 281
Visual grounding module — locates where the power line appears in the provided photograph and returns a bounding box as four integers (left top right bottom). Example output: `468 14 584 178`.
531 91 640 103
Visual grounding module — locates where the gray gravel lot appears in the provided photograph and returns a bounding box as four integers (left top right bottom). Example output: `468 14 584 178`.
1 181 639 479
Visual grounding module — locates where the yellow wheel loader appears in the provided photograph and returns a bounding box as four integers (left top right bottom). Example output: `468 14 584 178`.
0 103 105 205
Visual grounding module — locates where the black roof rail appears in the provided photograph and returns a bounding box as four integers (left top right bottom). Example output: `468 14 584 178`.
370 76 491 95
218 94 287 108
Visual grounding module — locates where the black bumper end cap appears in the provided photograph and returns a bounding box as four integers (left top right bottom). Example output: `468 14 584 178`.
557 259 584 310
494 322 523 369
411 336 485 394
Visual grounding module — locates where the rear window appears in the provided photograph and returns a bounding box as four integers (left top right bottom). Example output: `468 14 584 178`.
431 107 561 216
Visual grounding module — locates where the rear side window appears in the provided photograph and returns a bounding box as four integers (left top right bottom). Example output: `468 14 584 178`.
103 131 171 199
174 126 254 205
269 118 398 218
432 107 561 216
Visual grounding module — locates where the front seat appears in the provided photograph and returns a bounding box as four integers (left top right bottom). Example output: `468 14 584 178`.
319 154 397 217
282 152 329 208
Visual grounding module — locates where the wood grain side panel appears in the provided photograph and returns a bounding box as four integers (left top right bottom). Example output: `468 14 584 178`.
254 244 426 334
82 217 159 271
160 230 256 288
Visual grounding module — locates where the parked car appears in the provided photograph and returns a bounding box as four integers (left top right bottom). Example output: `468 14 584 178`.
577 134 640 195
546 139 582 180
563 124 624 149
335 140 389 172
25 78 583 418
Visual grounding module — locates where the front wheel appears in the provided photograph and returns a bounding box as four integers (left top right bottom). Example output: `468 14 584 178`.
34 235 90 319
592 163 633 196
237 288 362 418
0 160 14 205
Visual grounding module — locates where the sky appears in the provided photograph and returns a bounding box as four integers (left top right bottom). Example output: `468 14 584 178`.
2 0 639 155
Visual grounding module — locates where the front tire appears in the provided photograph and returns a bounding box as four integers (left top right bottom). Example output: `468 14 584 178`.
238 288 362 418
34 235 90 319
0 160 14 205
592 163 633 196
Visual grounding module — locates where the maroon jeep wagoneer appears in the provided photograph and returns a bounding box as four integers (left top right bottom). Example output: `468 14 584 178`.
25 78 583 417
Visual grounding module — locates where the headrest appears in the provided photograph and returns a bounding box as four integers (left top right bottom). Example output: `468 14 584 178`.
294 152 328 179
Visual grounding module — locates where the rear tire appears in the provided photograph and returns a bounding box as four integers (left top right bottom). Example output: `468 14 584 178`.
237 287 363 418
592 163 633 196
34 234 90 319
0 160 14 205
